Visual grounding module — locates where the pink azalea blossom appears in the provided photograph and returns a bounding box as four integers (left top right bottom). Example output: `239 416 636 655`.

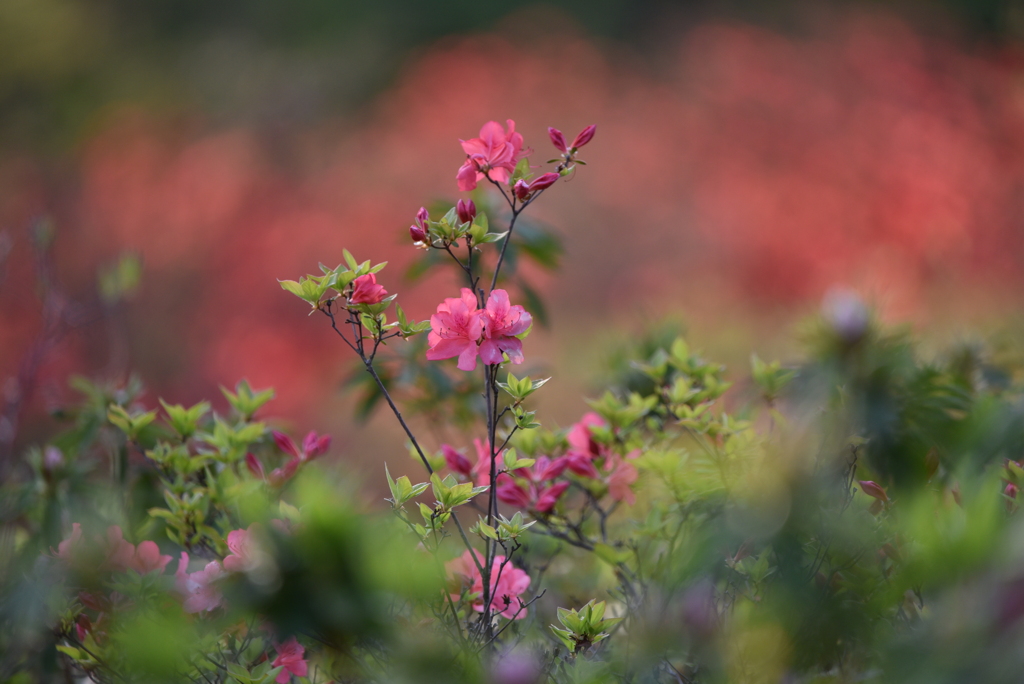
605 456 638 506
131 541 173 575
479 290 532 366
272 637 308 683
52 523 84 563
470 437 505 488
349 273 388 305
442 444 473 476
457 120 527 191
535 481 571 513
103 526 137 572
496 478 532 509
446 549 531 620
175 552 225 613
427 288 485 371
223 525 259 573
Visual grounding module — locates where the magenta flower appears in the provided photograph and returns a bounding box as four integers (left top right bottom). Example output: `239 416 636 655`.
548 127 568 153
427 288 485 371
535 481 570 513
132 541 173 575
446 549 531 620
457 120 527 191
456 198 476 224
174 552 225 613
349 273 388 305
480 290 532 366
272 637 308 683
274 430 331 463
496 478 532 509
442 444 473 476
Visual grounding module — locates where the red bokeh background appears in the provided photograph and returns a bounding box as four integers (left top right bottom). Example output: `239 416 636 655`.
4 8 1024 469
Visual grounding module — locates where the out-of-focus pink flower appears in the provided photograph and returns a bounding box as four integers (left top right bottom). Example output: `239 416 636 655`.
548 127 568 153
103 526 138 573
132 541 173 575
349 273 388 305
52 523 84 563
471 437 505 488
268 458 300 487
480 290 531 366
272 637 308 684
858 480 889 502
446 549 531 620
274 431 300 459
570 125 596 149
496 478 532 509
514 173 560 201
457 120 527 191
273 430 331 463
567 412 606 458
175 552 225 613
535 481 570 513
456 199 476 224
246 452 267 479
442 444 473 476
606 457 638 505
427 288 485 371
223 525 259 573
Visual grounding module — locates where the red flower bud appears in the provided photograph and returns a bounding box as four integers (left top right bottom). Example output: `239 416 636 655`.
456 199 476 224
302 431 331 461
513 179 530 201
548 127 567 153
858 480 889 502
442 444 473 476
245 452 266 480
528 172 559 192
416 207 429 225
571 124 596 149
410 224 427 243
272 431 300 459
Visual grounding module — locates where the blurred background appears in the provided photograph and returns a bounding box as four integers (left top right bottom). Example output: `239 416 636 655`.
5 0 1024 479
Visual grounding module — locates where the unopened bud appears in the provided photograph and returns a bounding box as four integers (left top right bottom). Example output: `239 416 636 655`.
570 124 596 149
513 179 530 201
528 172 559 192
548 127 567 153
456 199 476 224
410 224 427 243
858 480 889 502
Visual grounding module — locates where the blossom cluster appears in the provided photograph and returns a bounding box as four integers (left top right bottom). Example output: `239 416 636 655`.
426 289 532 371
441 411 638 516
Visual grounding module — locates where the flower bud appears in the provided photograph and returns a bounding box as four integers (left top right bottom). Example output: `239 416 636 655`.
442 444 472 476
513 179 530 201
528 172 559 192
571 124 596 149
548 127 568 153
245 452 266 480
858 480 888 502
349 273 388 305
416 207 429 225
456 199 476 224
410 224 427 243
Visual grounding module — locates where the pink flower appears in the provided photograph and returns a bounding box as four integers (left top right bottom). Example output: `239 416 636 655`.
479 290 532 366
535 481 570 513
103 526 138 573
223 525 259 573
275 430 332 463
470 437 505 488
567 412 606 458
132 541 173 575
497 478 532 509
513 172 560 201
456 199 476 224
427 288 485 371
246 452 266 479
272 637 308 683
52 523 84 563
446 549 531 620
349 274 388 305
606 456 638 506
175 552 225 613
268 458 300 487
457 120 527 191
442 444 473 476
